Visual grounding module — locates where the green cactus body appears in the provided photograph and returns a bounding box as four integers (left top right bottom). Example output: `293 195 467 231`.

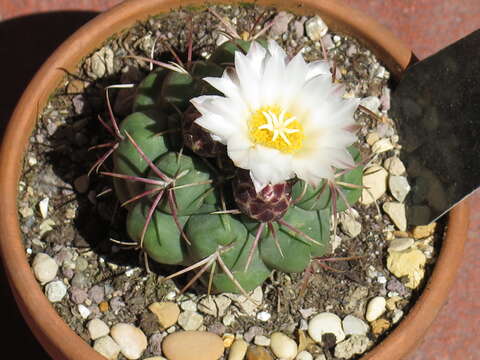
106 39 363 294
127 202 189 265
211 232 271 293
152 152 213 216
112 109 172 200
133 68 167 112
160 61 223 112
185 214 245 259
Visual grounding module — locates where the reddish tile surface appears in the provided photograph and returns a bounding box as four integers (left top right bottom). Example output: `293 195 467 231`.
0 1 478 359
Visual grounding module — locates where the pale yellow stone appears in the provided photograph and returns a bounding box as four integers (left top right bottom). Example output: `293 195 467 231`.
270 332 298 360
383 202 407 231
297 330 315 353
366 132 380 146
385 296 401 311
387 249 426 289
388 238 414 252
413 223 436 239
372 138 394 153
360 165 388 205
228 339 249 360
223 333 235 348
149 302 180 328
371 318 391 336
163 331 224 360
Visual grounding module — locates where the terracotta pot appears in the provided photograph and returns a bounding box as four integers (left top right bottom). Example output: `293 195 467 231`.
0 1 469 359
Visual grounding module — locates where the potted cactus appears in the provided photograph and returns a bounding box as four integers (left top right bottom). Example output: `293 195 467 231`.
0 1 469 360
103 35 364 296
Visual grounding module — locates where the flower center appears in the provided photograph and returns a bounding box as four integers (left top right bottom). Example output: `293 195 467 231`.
248 105 304 153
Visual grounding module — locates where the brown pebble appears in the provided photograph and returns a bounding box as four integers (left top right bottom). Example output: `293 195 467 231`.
371 318 391 336
413 223 436 239
149 301 180 328
67 79 86 94
297 330 316 353
246 345 273 360
393 231 410 238
163 331 224 360
99 301 109 312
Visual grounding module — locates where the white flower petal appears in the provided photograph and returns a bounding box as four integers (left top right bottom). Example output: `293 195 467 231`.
267 39 288 61
226 134 252 169
306 60 331 80
247 145 294 186
190 39 360 190
203 70 241 99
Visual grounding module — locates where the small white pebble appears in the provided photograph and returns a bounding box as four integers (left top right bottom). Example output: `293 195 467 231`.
38 198 49 219
78 304 91 319
342 315 369 336
305 16 328 41
111 323 148 359
32 253 58 284
93 336 120 360
165 291 177 300
308 312 345 344
87 318 110 340
166 326 176 334
28 156 37 166
223 312 236 327
180 300 198 312
296 350 313 360
125 269 135 277
256 311 271 321
254 335 271 346
392 309 404 324
365 297 386 322
377 276 387 284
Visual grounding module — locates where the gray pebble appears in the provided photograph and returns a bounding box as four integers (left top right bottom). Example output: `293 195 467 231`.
45 280 68 302
386 278 407 296
269 12 294 37
70 287 89 304
178 311 204 331
207 322 226 336
244 326 264 342
71 272 89 289
148 333 164 355
75 256 89 271
334 335 372 358
110 296 126 312
72 95 86 115
89 285 105 304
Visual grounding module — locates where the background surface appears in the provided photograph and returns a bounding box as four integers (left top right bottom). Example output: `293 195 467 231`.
0 1 478 359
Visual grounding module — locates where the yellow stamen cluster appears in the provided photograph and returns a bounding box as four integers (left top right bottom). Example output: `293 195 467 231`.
248 105 304 153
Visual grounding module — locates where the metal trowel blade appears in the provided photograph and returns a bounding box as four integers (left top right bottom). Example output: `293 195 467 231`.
390 29 480 226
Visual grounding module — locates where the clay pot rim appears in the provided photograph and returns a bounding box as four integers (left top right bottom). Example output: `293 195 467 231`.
0 1 469 360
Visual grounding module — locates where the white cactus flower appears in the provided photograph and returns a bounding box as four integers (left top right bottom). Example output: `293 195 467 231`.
191 40 359 191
